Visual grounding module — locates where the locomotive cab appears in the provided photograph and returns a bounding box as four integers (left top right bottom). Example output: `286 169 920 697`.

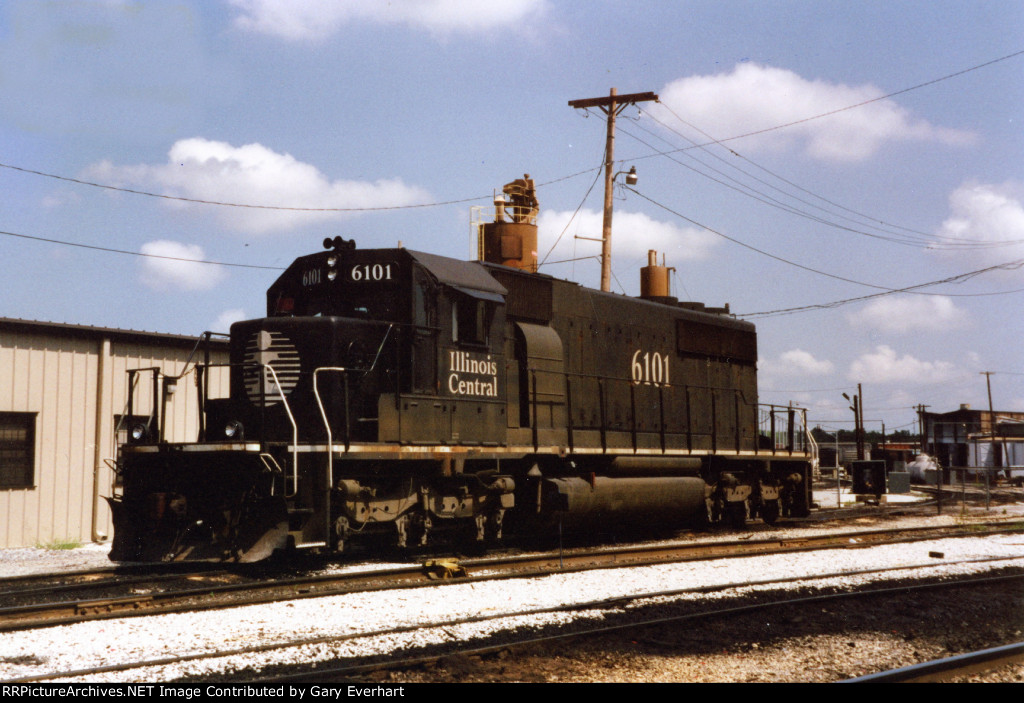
206 238 509 447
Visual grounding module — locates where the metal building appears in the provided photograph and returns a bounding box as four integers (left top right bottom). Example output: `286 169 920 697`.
0 318 228 549
922 404 1024 477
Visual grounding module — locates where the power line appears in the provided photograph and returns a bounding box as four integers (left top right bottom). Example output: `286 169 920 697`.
5 49 1019 219
739 261 1024 318
0 228 284 270
650 48 1024 152
0 159 601 213
625 185 922 291
595 49 1024 259
6 193 1023 310
624 186 1024 315
538 151 606 266
761 386 856 393
616 121 967 251
0 161 494 212
636 105 1024 250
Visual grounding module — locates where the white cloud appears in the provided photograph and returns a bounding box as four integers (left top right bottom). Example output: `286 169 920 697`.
86 138 430 234
931 181 1024 271
211 309 248 333
229 0 548 41
779 349 835 375
538 208 717 265
655 63 973 162
849 345 957 385
760 349 834 379
846 296 967 333
139 240 226 291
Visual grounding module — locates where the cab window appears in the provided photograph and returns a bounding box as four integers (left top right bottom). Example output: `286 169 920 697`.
453 296 491 345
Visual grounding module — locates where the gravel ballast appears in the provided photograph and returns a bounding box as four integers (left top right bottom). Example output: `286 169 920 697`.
2 495 1023 683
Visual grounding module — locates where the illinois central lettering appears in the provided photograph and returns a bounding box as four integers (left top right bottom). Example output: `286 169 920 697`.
448 351 499 397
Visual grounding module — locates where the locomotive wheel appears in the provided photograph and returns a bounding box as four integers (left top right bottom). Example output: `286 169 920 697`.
709 496 725 525
760 499 780 525
726 501 746 528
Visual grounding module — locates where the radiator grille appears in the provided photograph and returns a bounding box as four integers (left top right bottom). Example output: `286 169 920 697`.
242 329 302 405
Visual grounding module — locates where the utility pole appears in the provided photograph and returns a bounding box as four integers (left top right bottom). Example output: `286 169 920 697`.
857 383 864 460
914 402 941 514
843 386 865 460
569 88 658 292
881 421 886 469
916 404 930 455
981 371 1001 468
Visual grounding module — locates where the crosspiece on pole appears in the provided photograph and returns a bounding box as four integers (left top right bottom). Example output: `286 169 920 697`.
567 91 659 110
568 88 659 292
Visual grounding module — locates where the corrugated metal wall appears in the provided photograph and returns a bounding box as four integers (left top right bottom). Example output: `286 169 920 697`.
0 324 228 549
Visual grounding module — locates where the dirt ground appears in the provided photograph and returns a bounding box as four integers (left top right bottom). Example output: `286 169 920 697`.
368 570 1024 683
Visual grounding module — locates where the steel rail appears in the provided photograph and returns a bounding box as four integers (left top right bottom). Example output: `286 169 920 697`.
0 568 232 601
843 641 1024 683
1 522 1020 633
6 555 1024 682
261 572 1024 684
0 567 119 590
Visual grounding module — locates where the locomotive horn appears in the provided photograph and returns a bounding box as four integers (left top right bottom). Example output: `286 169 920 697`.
323 236 355 251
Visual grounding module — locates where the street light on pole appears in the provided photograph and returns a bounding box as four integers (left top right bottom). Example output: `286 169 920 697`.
569 89 658 292
843 386 865 460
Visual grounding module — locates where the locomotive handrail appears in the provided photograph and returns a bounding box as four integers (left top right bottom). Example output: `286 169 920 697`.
525 364 763 406
261 363 300 498
311 366 349 548
312 367 352 456
257 453 284 496
117 370 142 444
805 419 820 476
531 370 539 451
367 324 394 374
117 332 227 446
163 331 228 442
521 364 810 457
176 330 229 377
169 351 807 459
124 367 162 443
759 403 810 455
312 367 352 526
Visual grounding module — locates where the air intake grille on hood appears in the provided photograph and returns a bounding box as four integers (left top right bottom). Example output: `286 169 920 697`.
243 329 302 405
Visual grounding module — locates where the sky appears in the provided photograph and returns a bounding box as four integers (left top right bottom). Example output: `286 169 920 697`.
1 0 1023 435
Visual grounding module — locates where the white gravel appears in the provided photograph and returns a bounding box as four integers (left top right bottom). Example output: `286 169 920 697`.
0 542 113 578
1 505 1023 683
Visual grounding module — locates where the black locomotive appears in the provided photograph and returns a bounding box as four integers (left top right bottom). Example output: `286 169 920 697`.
108 177 813 562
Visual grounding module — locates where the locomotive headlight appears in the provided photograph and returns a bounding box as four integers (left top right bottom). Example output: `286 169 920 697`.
327 269 338 281
129 423 149 443
327 255 337 267
224 420 244 440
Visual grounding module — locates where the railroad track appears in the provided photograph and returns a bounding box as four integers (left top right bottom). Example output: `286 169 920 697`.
260 570 1024 684
2 521 1020 633
8 560 1024 683
0 566 239 609
844 641 1024 683
0 567 121 591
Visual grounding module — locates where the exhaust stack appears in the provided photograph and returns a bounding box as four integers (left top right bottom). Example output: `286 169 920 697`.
640 250 676 303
